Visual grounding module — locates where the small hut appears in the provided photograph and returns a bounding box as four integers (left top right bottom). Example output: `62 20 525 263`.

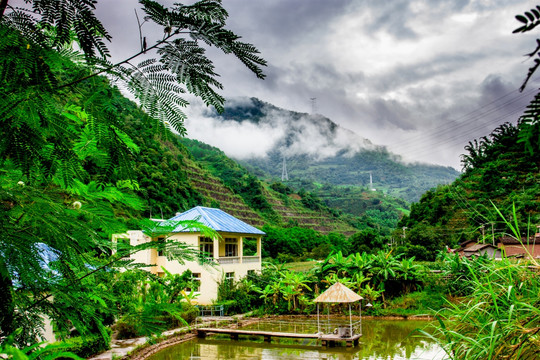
313 282 363 343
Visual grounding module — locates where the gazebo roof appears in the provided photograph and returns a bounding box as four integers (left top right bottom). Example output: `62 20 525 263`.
313 282 363 303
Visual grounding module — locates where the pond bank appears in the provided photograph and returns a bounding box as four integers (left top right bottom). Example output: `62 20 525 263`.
92 315 434 360
89 316 254 360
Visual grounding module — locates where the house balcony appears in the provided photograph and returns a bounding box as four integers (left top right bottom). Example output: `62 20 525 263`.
217 256 240 264
216 256 260 264
243 256 260 263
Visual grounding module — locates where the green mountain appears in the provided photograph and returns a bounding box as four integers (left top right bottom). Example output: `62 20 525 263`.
98 94 356 236
202 97 460 203
396 120 540 260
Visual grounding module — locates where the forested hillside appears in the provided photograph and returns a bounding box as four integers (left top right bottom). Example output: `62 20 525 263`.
181 137 411 237
396 116 540 260
82 92 356 238
202 97 460 203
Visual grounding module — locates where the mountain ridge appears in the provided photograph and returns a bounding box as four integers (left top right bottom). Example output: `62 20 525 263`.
197 97 460 203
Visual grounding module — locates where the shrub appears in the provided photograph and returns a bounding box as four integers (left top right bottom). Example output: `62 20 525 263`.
180 304 199 324
114 320 138 340
55 333 110 358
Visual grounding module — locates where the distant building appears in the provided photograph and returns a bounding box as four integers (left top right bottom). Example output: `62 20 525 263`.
113 206 265 304
497 235 540 259
460 242 502 259
458 232 540 259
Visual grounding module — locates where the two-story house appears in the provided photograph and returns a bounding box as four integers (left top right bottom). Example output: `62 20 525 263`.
113 206 265 304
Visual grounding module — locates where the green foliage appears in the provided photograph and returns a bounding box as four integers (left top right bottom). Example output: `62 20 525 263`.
513 4 540 90
109 268 198 339
52 334 110 358
429 257 540 359
399 120 539 256
217 276 260 315
261 225 349 260
517 91 540 155
383 290 447 317
0 0 266 347
0 25 138 186
349 229 384 255
0 330 82 360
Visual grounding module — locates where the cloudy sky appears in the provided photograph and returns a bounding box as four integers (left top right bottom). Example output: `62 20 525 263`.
96 0 540 170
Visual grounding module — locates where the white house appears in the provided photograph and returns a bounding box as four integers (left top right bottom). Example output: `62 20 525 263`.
113 206 265 304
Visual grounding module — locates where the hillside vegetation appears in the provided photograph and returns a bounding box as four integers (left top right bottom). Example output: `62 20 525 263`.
396 118 540 260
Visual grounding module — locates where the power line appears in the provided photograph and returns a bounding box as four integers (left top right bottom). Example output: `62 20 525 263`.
390 87 537 149
395 102 529 160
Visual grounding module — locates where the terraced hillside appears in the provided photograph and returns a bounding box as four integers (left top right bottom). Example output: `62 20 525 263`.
180 153 356 235
261 188 357 235
118 96 358 236
183 162 265 227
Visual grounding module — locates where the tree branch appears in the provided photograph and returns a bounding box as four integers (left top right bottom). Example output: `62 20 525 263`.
0 0 9 19
55 30 188 91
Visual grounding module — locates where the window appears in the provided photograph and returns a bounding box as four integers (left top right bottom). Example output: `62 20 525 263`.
225 272 235 284
225 238 238 257
188 273 201 292
199 237 214 257
157 236 166 257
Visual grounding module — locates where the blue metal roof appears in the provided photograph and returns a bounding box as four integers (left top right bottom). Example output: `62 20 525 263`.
165 206 265 235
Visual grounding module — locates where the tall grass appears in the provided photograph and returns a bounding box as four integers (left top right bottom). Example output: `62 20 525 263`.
430 204 540 359
433 259 540 359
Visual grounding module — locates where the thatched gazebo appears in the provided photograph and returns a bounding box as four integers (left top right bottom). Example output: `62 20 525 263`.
313 282 363 339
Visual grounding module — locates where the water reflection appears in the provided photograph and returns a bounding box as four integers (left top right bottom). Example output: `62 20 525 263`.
149 320 446 360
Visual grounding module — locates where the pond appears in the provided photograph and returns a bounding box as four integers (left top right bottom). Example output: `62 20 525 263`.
149 319 447 360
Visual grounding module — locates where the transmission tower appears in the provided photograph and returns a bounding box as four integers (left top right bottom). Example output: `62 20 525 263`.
310 97 317 114
281 156 289 181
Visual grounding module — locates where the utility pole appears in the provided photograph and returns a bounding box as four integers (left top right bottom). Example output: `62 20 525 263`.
480 224 485 244
310 97 317 114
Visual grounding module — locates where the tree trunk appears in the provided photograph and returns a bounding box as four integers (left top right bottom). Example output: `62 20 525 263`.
0 257 15 337
0 0 9 19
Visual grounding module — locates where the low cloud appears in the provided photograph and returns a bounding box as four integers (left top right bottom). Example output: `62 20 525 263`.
185 98 375 161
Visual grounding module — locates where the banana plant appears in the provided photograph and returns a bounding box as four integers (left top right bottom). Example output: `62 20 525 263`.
348 251 374 275
322 251 351 278
280 271 312 311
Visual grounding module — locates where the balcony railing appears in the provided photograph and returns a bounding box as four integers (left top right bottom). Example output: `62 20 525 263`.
216 256 261 264
243 256 260 263
217 256 240 264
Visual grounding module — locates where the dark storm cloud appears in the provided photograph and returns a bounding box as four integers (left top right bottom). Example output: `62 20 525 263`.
91 0 535 169
368 52 481 93
222 0 352 43
361 0 419 40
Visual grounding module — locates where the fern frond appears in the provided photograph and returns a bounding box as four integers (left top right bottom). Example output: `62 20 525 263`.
513 6 540 33
31 0 111 59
